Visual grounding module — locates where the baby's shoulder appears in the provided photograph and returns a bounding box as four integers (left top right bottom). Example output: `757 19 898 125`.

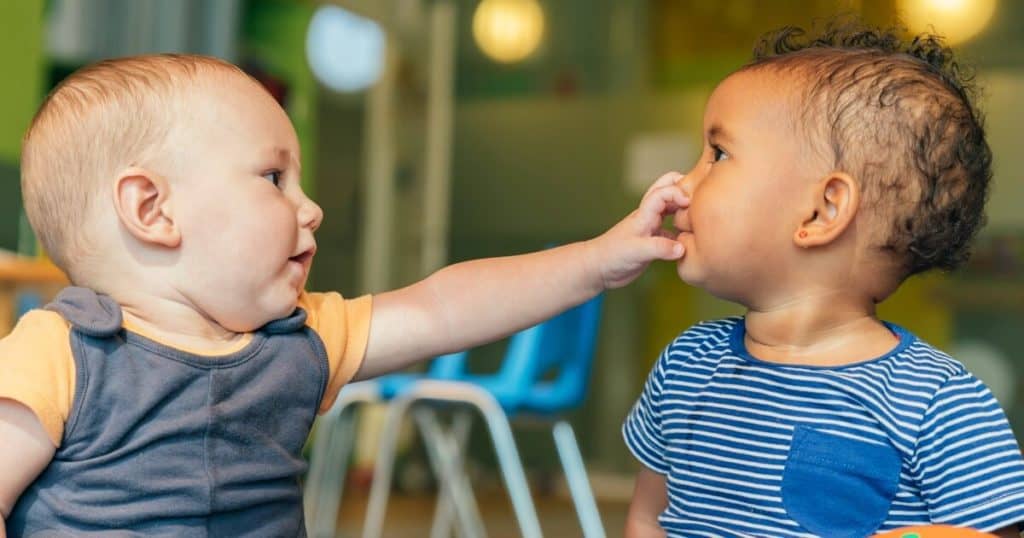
670 317 741 347
895 333 972 383
0 308 72 352
659 317 742 366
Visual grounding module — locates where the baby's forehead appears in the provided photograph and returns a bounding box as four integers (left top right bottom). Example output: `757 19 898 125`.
725 67 811 106
175 72 287 126
705 69 808 131
179 69 264 110
168 72 300 154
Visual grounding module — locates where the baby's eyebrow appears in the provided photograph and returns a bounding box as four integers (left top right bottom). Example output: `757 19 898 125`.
707 124 735 145
261 146 296 165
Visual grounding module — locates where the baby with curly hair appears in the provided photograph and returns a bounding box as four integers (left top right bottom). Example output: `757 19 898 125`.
622 19 1024 537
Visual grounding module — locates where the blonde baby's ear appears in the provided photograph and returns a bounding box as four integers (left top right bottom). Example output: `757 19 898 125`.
112 167 181 248
794 172 859 248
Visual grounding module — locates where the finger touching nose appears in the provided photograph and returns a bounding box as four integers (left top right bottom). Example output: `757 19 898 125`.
675 171 698 197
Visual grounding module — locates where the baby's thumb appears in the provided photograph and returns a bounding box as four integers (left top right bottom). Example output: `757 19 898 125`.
650 238 685 260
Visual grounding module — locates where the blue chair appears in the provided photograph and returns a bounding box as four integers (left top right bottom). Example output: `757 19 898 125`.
303 351 469 537
361 293 606 538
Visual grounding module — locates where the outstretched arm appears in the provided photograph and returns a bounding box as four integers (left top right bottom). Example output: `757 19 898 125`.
354 172 688 380
0 399 56 535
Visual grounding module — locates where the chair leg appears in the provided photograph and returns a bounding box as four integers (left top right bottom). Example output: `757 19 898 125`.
451 410 477 538
395 381 544 538
415 408 486 538
552 421 605 538
476 401 544 538
361 396 415 538
450 410 475 538
305 402 360 538
428 410 475 538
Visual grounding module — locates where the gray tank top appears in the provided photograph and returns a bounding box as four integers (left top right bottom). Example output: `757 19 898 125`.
7 287 329 537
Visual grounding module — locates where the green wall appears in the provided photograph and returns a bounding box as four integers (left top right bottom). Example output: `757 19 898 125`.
242 0 319 193
0 0 45 252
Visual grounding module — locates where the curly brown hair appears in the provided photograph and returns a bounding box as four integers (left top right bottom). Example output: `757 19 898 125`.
744 17 991 277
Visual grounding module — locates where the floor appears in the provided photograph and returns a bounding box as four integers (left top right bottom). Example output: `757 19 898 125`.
330 488 630 537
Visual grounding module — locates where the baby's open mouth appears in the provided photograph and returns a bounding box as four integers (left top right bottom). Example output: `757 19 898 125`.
289 248 316 266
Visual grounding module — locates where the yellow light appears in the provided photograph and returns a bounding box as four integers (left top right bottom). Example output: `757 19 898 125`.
472 0 545 63
899 0 997 45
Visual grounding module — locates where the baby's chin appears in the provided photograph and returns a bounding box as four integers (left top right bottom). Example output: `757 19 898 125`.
266 298 301 324
219 316 271 333
676 274 707 292
674 256 703 287
674 260 740 303
675 266 750 306
218 301 299 333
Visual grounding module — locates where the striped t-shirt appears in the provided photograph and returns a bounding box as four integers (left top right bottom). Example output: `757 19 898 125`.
623 317 1024 537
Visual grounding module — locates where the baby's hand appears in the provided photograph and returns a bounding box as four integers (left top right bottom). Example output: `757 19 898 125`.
586 171 689 289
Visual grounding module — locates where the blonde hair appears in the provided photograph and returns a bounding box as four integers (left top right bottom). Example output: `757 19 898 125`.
21 54 247 280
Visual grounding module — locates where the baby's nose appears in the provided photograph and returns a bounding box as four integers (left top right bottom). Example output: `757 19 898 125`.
299 200 324 231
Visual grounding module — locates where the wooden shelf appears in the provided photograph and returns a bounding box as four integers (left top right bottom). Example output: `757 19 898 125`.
0 257 68 285
0 257 68 335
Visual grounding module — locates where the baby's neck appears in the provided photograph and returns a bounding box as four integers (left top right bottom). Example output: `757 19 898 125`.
743 289 898 367
113 289 248 354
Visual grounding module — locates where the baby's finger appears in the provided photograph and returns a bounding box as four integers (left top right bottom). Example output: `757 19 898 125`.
648 237 685 260
634 195 684 235
634 199 685 238
643 171 684 199
639 184 690 220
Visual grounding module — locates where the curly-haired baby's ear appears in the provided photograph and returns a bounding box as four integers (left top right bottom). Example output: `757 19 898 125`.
794 172 859 249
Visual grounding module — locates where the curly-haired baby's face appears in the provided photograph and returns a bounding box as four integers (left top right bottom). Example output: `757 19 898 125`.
671 69 835 305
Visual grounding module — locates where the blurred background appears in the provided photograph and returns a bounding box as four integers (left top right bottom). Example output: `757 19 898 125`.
1 0 1021 536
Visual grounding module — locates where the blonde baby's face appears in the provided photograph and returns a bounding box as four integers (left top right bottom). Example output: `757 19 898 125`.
672 69 825 305
165 73 323 332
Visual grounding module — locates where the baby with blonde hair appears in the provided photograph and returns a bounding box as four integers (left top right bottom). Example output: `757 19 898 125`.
21 55 238 280
1 54 689 536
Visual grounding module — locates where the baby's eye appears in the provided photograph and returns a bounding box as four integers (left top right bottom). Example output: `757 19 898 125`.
262 170 283 186
711 145 729 163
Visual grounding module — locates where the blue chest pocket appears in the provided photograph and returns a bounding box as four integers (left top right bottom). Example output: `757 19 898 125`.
781 425 901 537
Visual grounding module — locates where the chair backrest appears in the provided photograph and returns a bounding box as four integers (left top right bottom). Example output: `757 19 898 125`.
425 350 469 379
496 293 604 398
419 293 604 412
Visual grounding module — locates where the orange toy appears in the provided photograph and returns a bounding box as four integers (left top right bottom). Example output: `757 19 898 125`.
873 525 996 538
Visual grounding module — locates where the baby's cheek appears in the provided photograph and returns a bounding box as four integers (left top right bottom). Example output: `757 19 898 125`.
696 207 733 237
258 201 299 234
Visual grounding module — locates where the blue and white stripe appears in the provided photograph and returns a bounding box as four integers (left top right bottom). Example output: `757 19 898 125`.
623 317 1024 536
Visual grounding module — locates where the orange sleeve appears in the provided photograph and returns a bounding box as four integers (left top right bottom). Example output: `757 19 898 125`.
0 310 75 447
297 291 373 413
